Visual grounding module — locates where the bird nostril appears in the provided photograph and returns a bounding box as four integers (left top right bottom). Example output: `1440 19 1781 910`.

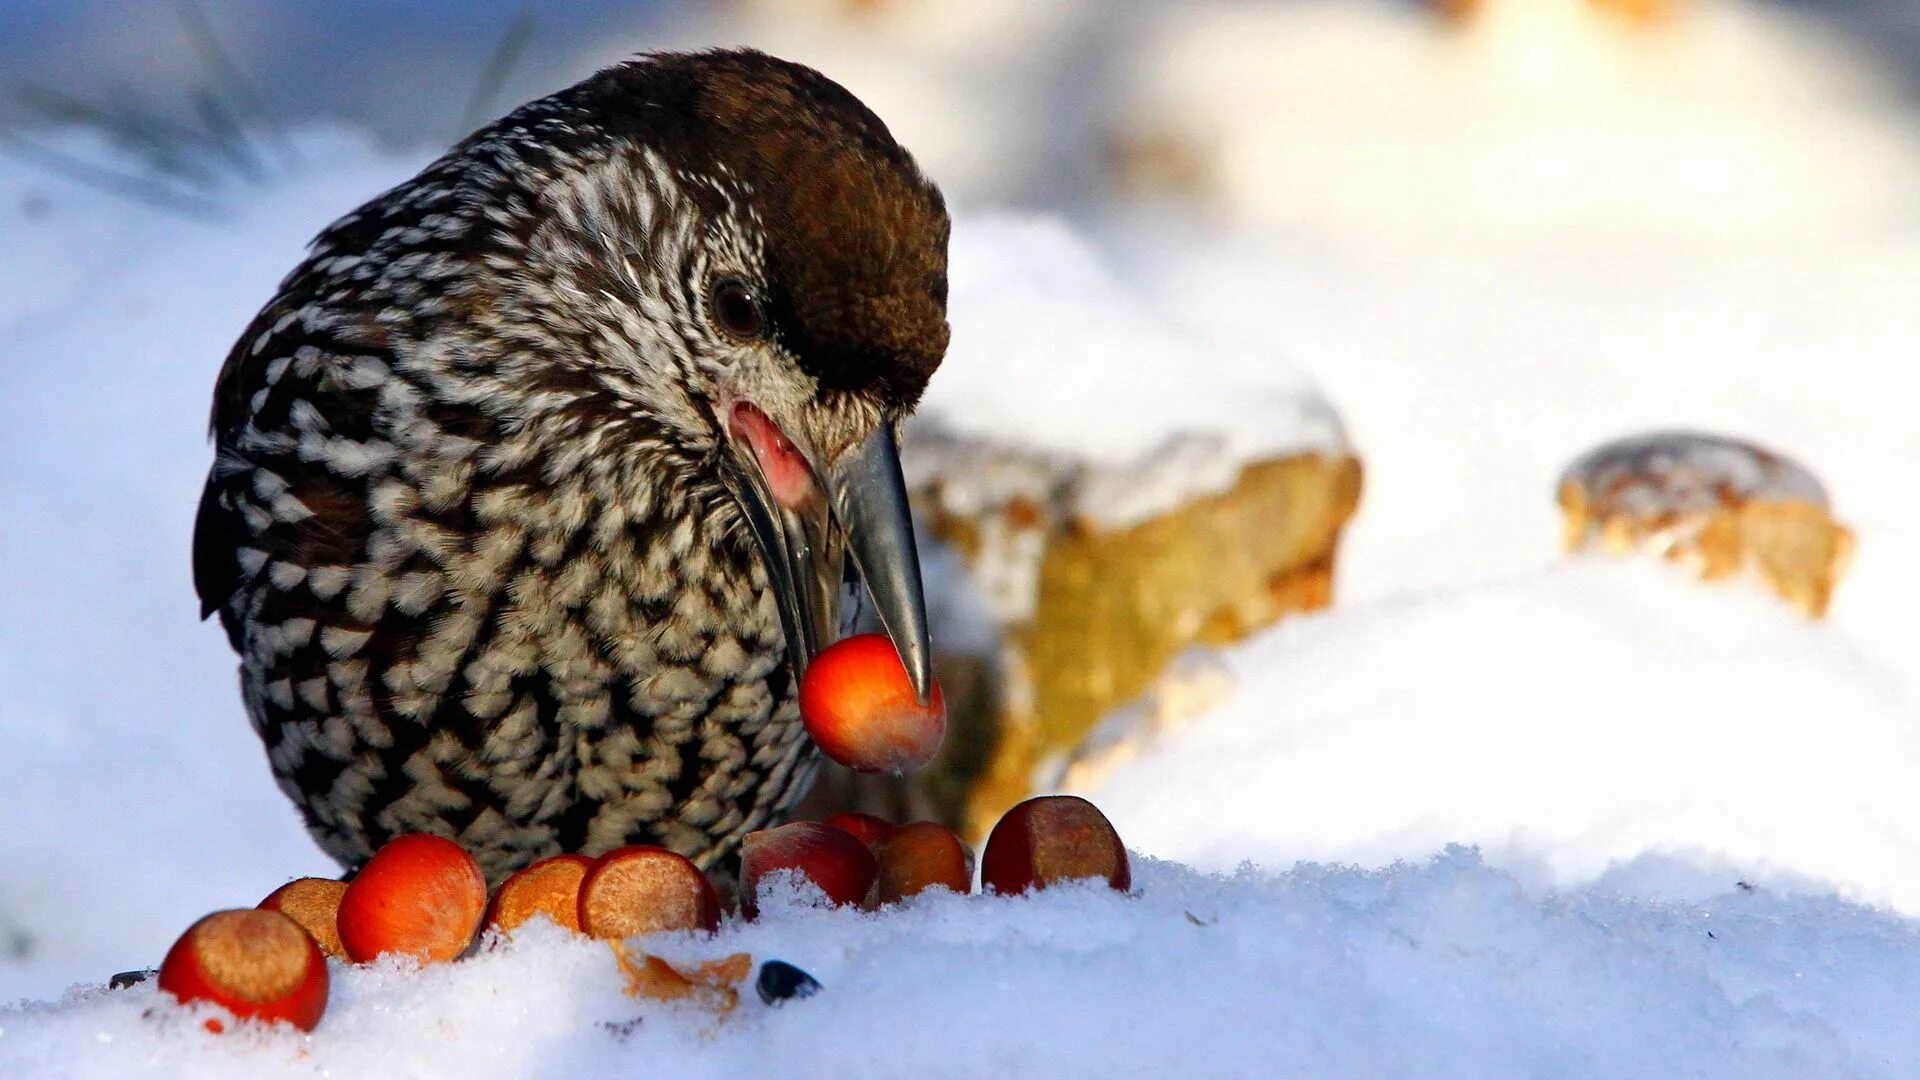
728 402 817 509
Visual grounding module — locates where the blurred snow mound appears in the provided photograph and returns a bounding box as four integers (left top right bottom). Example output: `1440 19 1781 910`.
917 215 1346 526
1092 559 1920 911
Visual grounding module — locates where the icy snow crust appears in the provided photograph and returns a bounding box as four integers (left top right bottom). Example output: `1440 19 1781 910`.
9 861 1920 1079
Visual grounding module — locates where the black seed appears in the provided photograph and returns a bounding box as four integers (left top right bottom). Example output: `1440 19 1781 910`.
108 969 155 990
756 959 821 1005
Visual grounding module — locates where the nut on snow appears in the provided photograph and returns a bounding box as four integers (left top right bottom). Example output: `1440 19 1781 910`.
159 909 329 1032
578 846 721 940
487 854 593 936
258 876 348 959
336 834 487 964
981 795 1130 896
741 822 877 917
874 821 973 903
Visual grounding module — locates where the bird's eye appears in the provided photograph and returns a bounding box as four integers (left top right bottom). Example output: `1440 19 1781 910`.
709 276 765 340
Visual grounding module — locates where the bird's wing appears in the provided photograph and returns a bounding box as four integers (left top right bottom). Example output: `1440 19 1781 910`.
193 295 389 639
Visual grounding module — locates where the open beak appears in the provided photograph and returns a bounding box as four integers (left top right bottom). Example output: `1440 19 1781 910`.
721 406 934 704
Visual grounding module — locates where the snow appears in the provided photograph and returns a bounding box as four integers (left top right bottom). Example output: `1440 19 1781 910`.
4 0 1920 1074
914 217 1347 527
9 856 1920 1078
904 212 1349 531
1091 560 1920 911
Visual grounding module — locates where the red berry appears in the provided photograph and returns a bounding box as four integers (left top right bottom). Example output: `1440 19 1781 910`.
159 909 328 1032
799 634 946 774
822 811 897 850
740 822 877 918
577 846 721 940
874 821 973 903
258 877 347 959
486 854 593 936
337 834 487 964
981 795 1131 896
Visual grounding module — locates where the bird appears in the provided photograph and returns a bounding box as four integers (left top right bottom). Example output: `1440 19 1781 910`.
193 49 949 883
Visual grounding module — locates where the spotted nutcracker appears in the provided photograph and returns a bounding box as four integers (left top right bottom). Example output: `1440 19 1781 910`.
194 49 946 882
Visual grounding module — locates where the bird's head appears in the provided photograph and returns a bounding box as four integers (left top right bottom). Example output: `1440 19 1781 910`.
487 50 950 699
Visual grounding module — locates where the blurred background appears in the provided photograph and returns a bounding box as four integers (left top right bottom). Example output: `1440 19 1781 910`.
4 0 1920 219
3 0 1919 1003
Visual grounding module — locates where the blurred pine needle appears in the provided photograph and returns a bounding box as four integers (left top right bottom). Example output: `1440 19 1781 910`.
1 4 537 218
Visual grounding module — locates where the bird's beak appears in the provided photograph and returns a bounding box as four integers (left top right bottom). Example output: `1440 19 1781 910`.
721 406 934 704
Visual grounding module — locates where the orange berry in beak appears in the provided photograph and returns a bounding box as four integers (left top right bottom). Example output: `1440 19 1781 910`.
158 909 328 1032
486 854 593 936
981 795 1131 896
740 822 877 918
336 834 487 965
257 877 348 959
874 821 972 903
577 846 721 940
799 634 945 774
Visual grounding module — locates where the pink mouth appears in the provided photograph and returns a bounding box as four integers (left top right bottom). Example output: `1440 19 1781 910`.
729 402 817 510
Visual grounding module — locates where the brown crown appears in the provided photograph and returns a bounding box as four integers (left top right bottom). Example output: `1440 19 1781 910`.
588 50 952 409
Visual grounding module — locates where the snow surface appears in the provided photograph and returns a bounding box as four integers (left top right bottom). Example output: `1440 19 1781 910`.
4 0 1920 1073
9 858 1920 1079
1091 560 1920 911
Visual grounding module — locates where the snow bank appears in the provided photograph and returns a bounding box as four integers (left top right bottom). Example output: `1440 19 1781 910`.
8 853 1920 1078
1090 560 1920 912
912 216 1347 527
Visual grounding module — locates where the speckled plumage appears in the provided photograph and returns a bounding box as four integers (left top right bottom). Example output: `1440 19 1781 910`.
194 50 950 881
